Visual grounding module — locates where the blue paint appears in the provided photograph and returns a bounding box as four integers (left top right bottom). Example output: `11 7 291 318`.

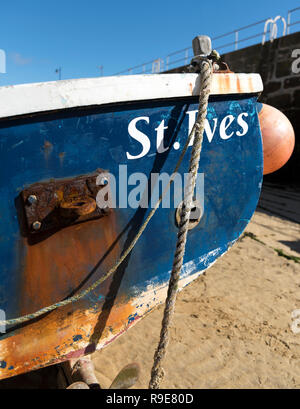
0 361 7 369
0 95 262 362
72 335 83 342
128 313 138 324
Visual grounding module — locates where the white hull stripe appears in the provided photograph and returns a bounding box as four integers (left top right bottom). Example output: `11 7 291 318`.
0 73 263 120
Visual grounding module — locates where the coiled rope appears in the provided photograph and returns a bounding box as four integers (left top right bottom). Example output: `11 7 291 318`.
149 59 212 389
0 59 213 343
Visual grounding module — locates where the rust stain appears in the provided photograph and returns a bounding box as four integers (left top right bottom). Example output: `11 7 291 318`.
236 77 241 93
58 152 65 166
248 76 254 93
222 75 230 94
0 295 138 381
43 141 53 150
209 73 258 95
42 140 53 161
0 207 138 380
20 212 119 314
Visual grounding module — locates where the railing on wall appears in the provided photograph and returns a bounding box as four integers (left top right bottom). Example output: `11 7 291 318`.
287 6 300 34
114 6 300 76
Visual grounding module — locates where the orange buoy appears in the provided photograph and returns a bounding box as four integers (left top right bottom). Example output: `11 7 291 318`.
258 103 295 175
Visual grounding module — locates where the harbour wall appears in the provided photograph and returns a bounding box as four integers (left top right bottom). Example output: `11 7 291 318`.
222 31 300 185
167 32 300 184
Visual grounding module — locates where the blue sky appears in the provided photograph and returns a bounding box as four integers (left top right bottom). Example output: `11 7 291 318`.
0 0 299 85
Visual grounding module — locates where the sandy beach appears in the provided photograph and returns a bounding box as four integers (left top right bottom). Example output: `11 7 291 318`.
92 187 300 389
0 184 299 389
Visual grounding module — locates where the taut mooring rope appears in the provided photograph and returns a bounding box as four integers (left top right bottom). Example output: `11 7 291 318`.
149 59 213 389
0 59 213 333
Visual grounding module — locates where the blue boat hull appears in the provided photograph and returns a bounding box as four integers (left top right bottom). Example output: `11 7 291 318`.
0 94 263 379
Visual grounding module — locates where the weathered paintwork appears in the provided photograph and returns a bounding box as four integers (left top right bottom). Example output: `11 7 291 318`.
0 95 263 379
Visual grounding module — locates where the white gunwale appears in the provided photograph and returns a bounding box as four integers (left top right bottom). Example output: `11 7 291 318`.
0 73 263 120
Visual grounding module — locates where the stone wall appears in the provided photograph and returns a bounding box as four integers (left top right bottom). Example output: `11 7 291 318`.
221 32 300 184
166 32 300 184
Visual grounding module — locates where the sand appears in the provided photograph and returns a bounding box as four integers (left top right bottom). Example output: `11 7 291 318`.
0 185 299 389
92 206 300 389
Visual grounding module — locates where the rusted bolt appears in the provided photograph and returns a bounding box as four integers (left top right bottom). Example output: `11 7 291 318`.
28 195 38 205
99 176 109 186
32 221 42 231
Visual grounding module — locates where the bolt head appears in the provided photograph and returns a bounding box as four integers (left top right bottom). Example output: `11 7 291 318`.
99 176 109 186
32 221 41 231
28 195 38 205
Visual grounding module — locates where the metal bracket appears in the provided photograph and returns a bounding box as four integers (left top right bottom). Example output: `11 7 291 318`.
21 170 110 235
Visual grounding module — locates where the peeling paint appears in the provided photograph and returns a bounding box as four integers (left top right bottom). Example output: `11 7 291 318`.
0 93 262 381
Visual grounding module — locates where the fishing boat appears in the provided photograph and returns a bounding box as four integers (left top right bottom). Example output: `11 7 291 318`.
0 41 294 383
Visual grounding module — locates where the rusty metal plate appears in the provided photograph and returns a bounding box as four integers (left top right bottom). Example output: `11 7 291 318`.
21 169 110 235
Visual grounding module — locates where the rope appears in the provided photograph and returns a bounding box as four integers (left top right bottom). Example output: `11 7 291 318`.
0 59 213 329
149 59 212 389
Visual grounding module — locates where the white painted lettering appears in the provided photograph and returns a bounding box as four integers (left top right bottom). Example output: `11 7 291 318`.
236 113 249 136
155 119 169 153
220 115 235 140
127 117 151 160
